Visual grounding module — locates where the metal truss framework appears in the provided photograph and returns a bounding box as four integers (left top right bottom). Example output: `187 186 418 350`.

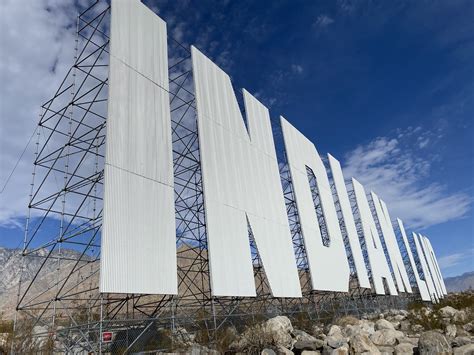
14 2 424 353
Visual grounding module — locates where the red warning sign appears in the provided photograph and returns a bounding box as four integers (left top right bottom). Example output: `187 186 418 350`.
102 331 113 343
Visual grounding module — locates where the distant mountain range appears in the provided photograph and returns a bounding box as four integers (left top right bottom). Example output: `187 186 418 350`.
0 247 96 318
444 271 474 292
0 247 472 319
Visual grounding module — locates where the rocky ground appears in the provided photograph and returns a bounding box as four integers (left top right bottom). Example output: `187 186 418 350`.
168 293 473 354
222 307 473 354
1 293 473 354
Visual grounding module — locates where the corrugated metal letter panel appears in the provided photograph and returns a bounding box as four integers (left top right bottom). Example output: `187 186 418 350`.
100 0 177 294
396 219 431 301
192 47 301 297
352 179 397 295
413 233 438 302
420 235 445 299
327 154 370 288
101 165 176 294
371 193 412 293
281 118 350 292
423 237 447 295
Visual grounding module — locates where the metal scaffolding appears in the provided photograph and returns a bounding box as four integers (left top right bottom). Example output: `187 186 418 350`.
13 1 423 353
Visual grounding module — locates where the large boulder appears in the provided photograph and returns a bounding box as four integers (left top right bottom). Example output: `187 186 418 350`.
265 316 294 349
360 320 376 335
370 329 404 346
454 310 468 324
328 325 343 337
439 306 458 319
446 324 457 338
293 329 320 343
457 328 470 337
376 319 396 331
293 331 325 352
326 325 347 349
453 343 474 354
398 337 419 346
463 321 473 334
377 346 395 354
230 316 294 352
394 343 415 354
439 306 466 323
452 336 472 347
390 321 401 330
294 339 325 351
261 349 276 355
418 331 452 354
343 320 376 338
349 334 381 354
326 335 347 349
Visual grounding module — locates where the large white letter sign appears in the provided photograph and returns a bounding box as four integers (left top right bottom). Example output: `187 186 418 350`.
396 219 431 301
327 154 370 288
192 47 301 297
420 235 446 298
371 193 412 293
101 0 176 294
413 233 438 302
422 237 447 296
281 118 349 292
352 179 397 295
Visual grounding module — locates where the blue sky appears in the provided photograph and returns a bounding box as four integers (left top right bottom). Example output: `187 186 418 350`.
1 0 473 277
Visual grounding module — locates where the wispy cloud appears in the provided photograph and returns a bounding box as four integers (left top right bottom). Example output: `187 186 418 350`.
314 14 334 28
291 64 304 74
0 0 80 227
342 131 471 229
438 249 474 269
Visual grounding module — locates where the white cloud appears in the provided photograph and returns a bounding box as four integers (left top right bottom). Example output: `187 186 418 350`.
342 135 471 229
0 0 79 226
314 15 335 28
438 249 474 269
418 137 430 148
291 64 304 74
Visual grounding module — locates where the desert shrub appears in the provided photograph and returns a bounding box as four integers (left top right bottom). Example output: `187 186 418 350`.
213 326 239 353
0 320 13 333
336 315 360 327
407 306 443 331
406 293 474 331
145 328 173 351
238 323 276 354
435 292 474 311
407 300 427 312
291 312 313 333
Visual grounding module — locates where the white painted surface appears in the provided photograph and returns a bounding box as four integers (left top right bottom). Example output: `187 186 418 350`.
327 154 370 288
413 233 438 302
192 46 301 297
423 237 448 295
396 219 431 301
281 118 350 292
101 0 177 294
420 235 445 299
352 179 397 295
371 193 412 293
